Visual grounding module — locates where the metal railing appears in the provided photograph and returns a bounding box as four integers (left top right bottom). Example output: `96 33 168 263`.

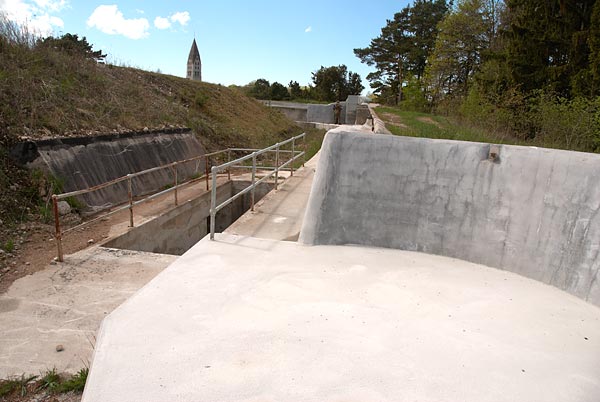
50 133 306 261
209 133 306 240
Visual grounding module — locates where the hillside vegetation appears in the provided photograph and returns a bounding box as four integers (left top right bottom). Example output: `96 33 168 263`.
0 17 307 229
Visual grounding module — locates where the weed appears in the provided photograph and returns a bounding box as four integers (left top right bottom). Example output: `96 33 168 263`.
0 374 38 397
65 196 85 212
56 367 88 393
38 204 53 223
38 368 60 392
3 239 14 253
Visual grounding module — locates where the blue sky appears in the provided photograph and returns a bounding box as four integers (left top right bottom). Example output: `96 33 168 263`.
0 0 410 91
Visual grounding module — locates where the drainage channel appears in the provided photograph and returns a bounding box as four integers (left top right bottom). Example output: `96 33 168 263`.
104 180 271 255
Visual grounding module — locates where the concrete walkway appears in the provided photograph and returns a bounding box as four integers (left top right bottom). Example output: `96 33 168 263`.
225 152 319 241
82 234 600 402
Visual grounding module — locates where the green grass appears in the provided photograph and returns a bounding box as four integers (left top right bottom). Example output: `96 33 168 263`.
376 107 518 145
0 368 88 398
3 239 14 253
0 374 38 397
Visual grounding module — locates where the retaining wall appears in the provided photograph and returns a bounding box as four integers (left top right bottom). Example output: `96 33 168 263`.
104 181 271 255
300 131 600 306
10 129 206 210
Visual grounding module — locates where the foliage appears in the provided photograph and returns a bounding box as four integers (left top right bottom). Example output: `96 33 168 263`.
56 367 88 393
425 0 497 101
311 65 364 102
39 368 61 392
0 374 38 397
270 82 290 100
3 238 14 253
354 0 449 104
37 33 106 62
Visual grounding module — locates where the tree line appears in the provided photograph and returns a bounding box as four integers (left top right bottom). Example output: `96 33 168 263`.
355 0 600 151
235 65 364 103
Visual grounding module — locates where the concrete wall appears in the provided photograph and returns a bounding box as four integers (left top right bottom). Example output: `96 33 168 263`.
104 181 271 255
300 131 600 306
11 129 206 210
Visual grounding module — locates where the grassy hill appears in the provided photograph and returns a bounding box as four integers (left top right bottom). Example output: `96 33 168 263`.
0 22 308 230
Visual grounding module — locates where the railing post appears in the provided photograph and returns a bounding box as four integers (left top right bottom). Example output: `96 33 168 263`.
52 195 63 262
251 152 257 211
205 155 210 191
302 133 306 167
127 174 134 227
291 138 295 177
172 163 178 206
210 166 217 240
275 143 280 190
227 149 231 181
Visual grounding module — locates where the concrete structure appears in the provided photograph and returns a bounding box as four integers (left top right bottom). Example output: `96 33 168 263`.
300 131 600 306
0 247 175 377
225 152 319 241
9 129 206 210
186 39 201 81
105 181 271 255
11 129 205 210
82 234 600 402
265 96 370 126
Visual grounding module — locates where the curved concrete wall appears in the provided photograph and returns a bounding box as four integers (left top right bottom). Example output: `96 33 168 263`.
12 129 206 210
300 131 600 306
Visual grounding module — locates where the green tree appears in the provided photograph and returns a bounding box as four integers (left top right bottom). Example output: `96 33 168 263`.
311 65 364 102
505 0 596 97
38 33 106 61
289 80 303 99
270 81 290 100
354 1 448 105
249 78 271 100
425 0 495 103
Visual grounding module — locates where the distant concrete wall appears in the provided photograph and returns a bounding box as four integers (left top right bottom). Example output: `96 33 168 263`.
300 131 600 306
104 181 271 255
11 129 206 210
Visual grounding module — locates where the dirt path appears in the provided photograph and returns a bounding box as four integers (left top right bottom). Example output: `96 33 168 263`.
379 112 408 129
416 116 444 129
0 174 240 294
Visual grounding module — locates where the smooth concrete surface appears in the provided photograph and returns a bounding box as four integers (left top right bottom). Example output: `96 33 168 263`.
300 130 600 306
0 247 175 377
83 234 600 402
225 154 319 241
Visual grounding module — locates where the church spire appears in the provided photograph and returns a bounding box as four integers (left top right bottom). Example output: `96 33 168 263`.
186 39 201 81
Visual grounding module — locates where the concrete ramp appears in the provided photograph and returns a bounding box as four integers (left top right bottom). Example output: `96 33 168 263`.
82 234 600 402
300 131 600 306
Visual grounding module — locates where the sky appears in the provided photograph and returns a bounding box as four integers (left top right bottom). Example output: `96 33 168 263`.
0 0 411 91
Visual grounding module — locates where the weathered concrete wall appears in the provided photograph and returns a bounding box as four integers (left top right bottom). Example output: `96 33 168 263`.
300 131 600 306
10 129 206 210
271 105 308 122
307 103 346 124
104 181 271 255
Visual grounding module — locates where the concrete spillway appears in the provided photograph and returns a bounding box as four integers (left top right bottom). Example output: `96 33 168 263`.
301 131 600 307
82 129 600 402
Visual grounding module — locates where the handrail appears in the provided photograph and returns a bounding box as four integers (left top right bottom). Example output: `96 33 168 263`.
50 134 306 261
209 133 306 240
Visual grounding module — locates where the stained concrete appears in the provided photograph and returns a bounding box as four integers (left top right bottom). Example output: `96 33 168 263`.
300 130 600 306
0 247 175 377
12 129 206 210
83 234 600 402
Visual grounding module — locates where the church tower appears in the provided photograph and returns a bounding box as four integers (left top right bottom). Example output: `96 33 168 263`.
186 39 201 81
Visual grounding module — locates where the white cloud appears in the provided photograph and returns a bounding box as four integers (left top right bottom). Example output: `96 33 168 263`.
304 25 312 33
87 5 149 40
170 11 189 26
0 0 65 36
153 16 170 30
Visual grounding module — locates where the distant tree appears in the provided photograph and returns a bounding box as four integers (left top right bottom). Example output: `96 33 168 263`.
249 78 271 99
311 65 364 102
289 80 303 99
270 81 290 100
38 33 106 62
